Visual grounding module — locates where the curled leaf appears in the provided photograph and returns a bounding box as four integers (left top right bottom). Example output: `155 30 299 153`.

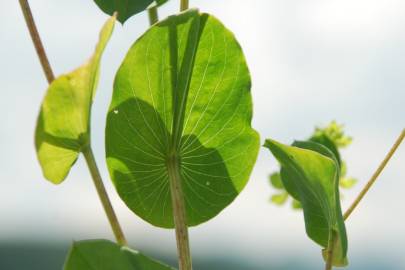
264 139 348 266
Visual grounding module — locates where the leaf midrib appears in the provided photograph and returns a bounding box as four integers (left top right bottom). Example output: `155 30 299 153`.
170 11 202 152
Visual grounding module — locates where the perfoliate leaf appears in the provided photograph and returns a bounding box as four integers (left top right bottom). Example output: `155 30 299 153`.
35 16 116 183
106 9 259 228
93 0 156 23
64 239 174 270
264 139 348 266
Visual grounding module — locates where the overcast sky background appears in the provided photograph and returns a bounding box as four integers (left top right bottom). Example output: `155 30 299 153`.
1 0 405 269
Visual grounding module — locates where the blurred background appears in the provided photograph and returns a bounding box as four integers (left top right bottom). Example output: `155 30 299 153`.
1 0 405 269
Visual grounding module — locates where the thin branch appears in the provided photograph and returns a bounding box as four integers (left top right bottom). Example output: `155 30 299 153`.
18 0 54 83
344 129 405 220
83 146 128 246
148 6 158 25
180 0 189 11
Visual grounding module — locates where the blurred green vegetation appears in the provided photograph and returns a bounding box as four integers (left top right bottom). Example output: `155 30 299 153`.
0 241 400 270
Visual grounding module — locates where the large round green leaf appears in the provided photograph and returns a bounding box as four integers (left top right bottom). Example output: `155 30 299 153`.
35 16 116 183
64 239 174 270
106 9 259 228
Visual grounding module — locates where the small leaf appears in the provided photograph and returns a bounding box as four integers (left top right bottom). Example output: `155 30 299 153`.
64 239 174 270
264 139 348 266
106 9 259 227
340 161 348 176
269 172 284 189
313 121 352 148
93 0 157 23
340 177 357 189
291 199 302 209
271 192 288 205
35 16 116 183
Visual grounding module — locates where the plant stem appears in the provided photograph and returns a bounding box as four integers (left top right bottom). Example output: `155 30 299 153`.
83 145 128 246
343 129 405 220
324 232 335 270
180 0 189 11
18 0 54 84
167 152 192 270
148 6 159 25
20 0 127 247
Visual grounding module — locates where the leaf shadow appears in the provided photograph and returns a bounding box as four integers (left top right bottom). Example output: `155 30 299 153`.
35 110 81 152
106 98 238 227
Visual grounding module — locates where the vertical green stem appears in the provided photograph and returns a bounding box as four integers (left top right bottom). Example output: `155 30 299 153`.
148 6 159 25
180 0 189 11
18 0 54 84
343 129 405 220
167 152 192 270
82 145 128 246
324 232 335 270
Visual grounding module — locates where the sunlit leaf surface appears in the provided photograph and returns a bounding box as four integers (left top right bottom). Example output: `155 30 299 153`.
106 9 259 227
35 16 115 183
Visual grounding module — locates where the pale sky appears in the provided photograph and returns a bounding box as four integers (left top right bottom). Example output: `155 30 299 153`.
1 0 405 269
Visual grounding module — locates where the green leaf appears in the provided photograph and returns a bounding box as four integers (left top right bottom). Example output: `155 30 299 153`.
291 199 302 209
269 172 284 189
340 177 357 189
35 16 116 184
149 0 170 9
93 0 157 23
264 139 348 266
313 121 352 148
309 134 341 167
271 192 288 205
64 239 174 270
105 9 259 228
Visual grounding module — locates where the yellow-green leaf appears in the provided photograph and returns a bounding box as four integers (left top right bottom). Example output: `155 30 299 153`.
35 15 116 184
